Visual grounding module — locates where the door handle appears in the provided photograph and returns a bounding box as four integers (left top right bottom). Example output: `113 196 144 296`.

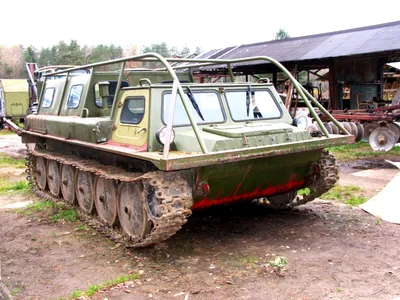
137 128 147 134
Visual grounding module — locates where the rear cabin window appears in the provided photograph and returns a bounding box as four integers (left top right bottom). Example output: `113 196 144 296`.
225 90 282 121
42 88 55 108
162 91 224 126
67 85 83 109
120 97 145 125
94 81 129 108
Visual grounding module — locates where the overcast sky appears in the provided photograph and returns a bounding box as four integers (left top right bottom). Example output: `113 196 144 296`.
2 0 400 53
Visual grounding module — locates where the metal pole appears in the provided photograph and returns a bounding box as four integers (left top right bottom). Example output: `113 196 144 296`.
227 63 235 82
300 86 350 135
110 61 126 119
163 79 179 159
57 72 70 116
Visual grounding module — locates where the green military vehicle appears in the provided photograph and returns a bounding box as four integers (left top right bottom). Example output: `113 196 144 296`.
21 53 354 248
0 79 29 129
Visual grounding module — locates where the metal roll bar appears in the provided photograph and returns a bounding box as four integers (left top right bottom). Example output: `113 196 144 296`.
43 53 351 158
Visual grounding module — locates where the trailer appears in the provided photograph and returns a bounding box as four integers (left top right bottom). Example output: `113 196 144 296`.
0 79 29 129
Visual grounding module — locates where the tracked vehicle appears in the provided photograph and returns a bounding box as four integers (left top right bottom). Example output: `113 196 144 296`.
21 53 354 248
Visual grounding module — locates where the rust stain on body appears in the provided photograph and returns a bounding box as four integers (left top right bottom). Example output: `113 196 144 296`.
192 178 305 210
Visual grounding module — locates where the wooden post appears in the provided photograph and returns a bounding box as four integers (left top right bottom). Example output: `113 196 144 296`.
285 64 298 113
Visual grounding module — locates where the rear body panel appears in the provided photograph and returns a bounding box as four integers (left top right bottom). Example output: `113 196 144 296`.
192 149 321 209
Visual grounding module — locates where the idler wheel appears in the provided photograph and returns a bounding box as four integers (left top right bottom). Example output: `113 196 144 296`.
94 176 118 226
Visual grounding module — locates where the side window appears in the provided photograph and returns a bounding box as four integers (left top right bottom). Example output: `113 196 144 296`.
67 85 83 109
42 88 55 108
120 97 145 125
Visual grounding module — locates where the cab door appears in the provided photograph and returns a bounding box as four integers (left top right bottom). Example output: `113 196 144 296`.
112 89 149 147
0 88 5 117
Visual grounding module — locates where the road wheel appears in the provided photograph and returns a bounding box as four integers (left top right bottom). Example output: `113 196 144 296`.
75 170 95 214
47 160 61 197
118 181 151 241
94 176 118 226
35 157 47 191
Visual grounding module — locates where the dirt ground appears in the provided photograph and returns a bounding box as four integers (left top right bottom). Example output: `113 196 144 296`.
1 134 400 300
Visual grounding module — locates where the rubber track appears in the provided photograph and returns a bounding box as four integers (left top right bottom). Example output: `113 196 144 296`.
26 149 192 248
295 149 339 206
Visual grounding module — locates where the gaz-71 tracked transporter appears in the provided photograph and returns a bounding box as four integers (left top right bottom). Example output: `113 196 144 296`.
21 53 354 248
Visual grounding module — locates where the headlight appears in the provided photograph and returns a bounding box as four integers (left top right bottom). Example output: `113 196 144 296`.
292 115 309 130
156 127 175 145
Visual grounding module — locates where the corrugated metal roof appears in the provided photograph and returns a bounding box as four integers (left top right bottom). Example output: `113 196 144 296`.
200 21 400 64
0 79 28 92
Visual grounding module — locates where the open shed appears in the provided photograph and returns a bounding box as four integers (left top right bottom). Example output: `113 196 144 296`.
194 21 400 110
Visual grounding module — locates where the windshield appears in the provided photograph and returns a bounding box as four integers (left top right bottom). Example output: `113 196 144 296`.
163 91 224 126
226 90 282 121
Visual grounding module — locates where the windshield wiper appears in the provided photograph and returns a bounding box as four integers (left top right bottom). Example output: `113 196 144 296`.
186 87 204 121
246 86 251 116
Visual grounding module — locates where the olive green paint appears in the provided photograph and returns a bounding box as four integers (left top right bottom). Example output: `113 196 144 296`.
0 79 29 118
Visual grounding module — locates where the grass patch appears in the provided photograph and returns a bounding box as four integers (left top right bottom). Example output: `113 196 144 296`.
0 130 17 136
75 224 87 231
15 200 79 222
268 256 288 270
0 154 26 168
321 185 367 206
0 179 29 194
15 200 55 215
229 253 263 269
241 255 259 266
328 141 400 161
10 287 22 296
346 197 367 206
51 209 77 222
297 187 310 196
65 274 140 299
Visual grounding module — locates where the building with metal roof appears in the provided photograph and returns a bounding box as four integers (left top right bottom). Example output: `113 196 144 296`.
195 21 400 110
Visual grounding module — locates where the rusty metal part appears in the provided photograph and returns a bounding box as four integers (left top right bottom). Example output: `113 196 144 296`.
47 160 61 197
387 122 400 143
94 177 118 226
355 122 364 142
295 150 339 205
369 127 396 152
76 170 95 214
363 122 379 140
257 150 339 209
341 122 352 135
27 149 193 248
348 122 359 140
266 190 298 209
61 165 76 204
35 156 47 190
323 122 333 135
328 122 339 134
118 181 151 241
